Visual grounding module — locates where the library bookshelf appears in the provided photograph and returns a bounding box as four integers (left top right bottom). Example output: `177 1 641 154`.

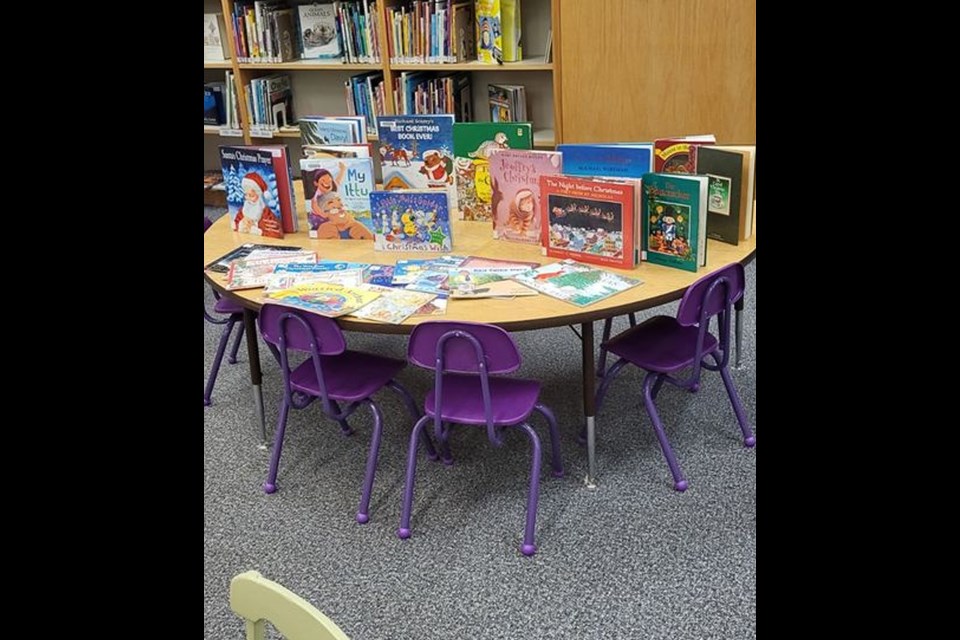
203 0 562 176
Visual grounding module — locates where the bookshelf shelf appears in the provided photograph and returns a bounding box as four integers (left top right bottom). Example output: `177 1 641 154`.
252 128 380 142
204 60 233 69
533 129 555 148
390 57 553 72
237 60 382 71
205 124 243 136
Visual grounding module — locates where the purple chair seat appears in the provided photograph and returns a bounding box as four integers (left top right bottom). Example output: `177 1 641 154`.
214 297 245 315
606 316 719 373
425 374 541 425
289 351 407 402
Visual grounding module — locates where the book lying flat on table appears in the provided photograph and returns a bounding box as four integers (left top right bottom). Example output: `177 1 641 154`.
205 244 304 273
263 282 381 318
512 259 643 307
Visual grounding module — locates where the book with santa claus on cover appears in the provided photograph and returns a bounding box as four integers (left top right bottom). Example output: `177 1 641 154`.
219 146 285 239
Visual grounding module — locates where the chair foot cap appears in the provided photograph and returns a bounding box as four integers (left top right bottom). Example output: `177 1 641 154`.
397 528 411 539
228 357 238 365
552 469 565 478
426 452 440 461
263 482 277 494
521 544 537 556
441 457 454 466
204 398 212 407
356 513 369 524
744 436 756 447
674 480 688 492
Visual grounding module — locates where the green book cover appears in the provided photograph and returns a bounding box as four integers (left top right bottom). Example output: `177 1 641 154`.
453 122 532 221
641 173 709 273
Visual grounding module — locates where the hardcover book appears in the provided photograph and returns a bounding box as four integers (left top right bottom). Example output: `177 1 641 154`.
540 175 636 270
475 0 503 64
376 115 456 211
653 134 716 174
453 122 532 221
697 146 750 245
512 260 643 307
300 157 376 239
298 2 342 59
490 149 563 244
641 173 709 272
371 190 454 252
205 244 304 274
712 144 757 240
299 117 363 146
219 146 286 239
557 143 654 179
203 13 231 61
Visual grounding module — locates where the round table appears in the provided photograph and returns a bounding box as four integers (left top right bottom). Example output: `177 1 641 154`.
204 211 757 483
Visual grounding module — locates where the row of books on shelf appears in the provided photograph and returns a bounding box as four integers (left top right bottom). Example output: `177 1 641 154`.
204 1 533 65
205 248 645 321
218 120 755 274
204 73 243 130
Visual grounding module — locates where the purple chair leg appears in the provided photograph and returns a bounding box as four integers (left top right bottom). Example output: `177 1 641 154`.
263 398 291 494
398 415 432 539
716 358 756 448
228 321 245 364
641 372 688 492
386 380 439 461
204 317 239 406
534 404 564 478
516 422 543 557
328 400 354 436
356 401 385 524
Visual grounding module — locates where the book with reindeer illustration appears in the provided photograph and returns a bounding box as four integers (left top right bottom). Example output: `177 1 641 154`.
489 149 563 244
376 115 456 211
453 122 532 221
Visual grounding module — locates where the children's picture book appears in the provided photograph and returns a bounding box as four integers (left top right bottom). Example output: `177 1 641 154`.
349 286 438 324
364 264 396 287
453 123 533 221
540 175 636 270
391 256 466 285
446 269 538 298
264 282 381 318
697 146 750 245
557 143 654 179
203 13 231 61
205 244 304 273
490 149 563 244
299 117 363 146
413 296 448 316
712 144 757 240
404 268 453 296
376 115 456 210
371 190 454 252
302 144 373 159
500 0 522 62
512 260 644 307
262 263 365 293
456 256 540 270
257 145 298 234
653 135 716 174
297 2 342 59
300 157 376 239
220 146 286 239
475 0 503 64
225 252 318 290
641 173 709 272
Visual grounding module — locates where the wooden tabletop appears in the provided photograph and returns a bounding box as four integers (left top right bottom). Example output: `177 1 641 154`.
204 199 756 334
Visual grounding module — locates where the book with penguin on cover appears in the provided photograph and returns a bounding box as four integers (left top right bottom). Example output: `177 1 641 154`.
219 146 285 239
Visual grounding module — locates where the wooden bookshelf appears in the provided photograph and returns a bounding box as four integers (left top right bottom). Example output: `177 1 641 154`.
237 60 382 71
390 57 553 72
203 60 233 69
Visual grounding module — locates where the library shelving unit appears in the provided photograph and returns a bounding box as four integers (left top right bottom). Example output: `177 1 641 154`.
203 0 562 177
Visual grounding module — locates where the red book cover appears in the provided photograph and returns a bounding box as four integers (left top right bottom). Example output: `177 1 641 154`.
260 146 298 233
539 175 636 270
653 134 716 174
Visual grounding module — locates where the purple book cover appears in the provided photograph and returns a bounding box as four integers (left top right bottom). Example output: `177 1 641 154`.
489 149 563 244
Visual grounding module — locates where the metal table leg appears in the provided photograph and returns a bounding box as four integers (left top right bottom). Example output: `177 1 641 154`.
243 309 268 449
581 321 597 488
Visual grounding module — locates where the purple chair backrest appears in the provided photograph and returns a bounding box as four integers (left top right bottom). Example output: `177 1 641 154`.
676 263 745 328
259 303 347 355
408 321 521 375
204 216 213 233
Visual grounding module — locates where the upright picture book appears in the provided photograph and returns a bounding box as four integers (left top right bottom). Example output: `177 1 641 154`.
297 2 341 59
697 145 753 245
475 0 503 63
203 13 231 61
641 173 709 272
371 190 453 252
490 149 563 244
376 115 456 208
557 143 654 179
219 146 286 239
300 157 376 239
299 116 365 146
653 134 716 173
540 175 636 270
453 122 532 221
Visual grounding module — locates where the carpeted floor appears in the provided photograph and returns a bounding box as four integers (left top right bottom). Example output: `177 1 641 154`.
204 208 756 639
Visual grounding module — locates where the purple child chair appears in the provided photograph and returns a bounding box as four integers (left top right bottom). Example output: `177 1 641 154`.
258 303 439 524
594 263 756 491
204 216 247 406
397 321 564 557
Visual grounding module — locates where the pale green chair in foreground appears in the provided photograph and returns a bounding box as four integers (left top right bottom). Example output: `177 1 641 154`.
230 570 350 640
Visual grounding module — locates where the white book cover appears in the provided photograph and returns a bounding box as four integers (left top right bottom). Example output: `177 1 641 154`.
204 14 231 61
299 3 342 59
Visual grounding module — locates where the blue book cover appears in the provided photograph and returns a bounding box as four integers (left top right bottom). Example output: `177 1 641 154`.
557 144 654 179
219 146 284 239
371 190 454 252
299 117 361 145
376 115 456 209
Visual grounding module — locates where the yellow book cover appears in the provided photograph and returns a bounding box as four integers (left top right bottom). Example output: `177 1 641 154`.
501 0 522 62
476 0 502 64
264 282 381 318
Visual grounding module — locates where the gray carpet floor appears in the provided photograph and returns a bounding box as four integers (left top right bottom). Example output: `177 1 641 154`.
203 208 756 639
